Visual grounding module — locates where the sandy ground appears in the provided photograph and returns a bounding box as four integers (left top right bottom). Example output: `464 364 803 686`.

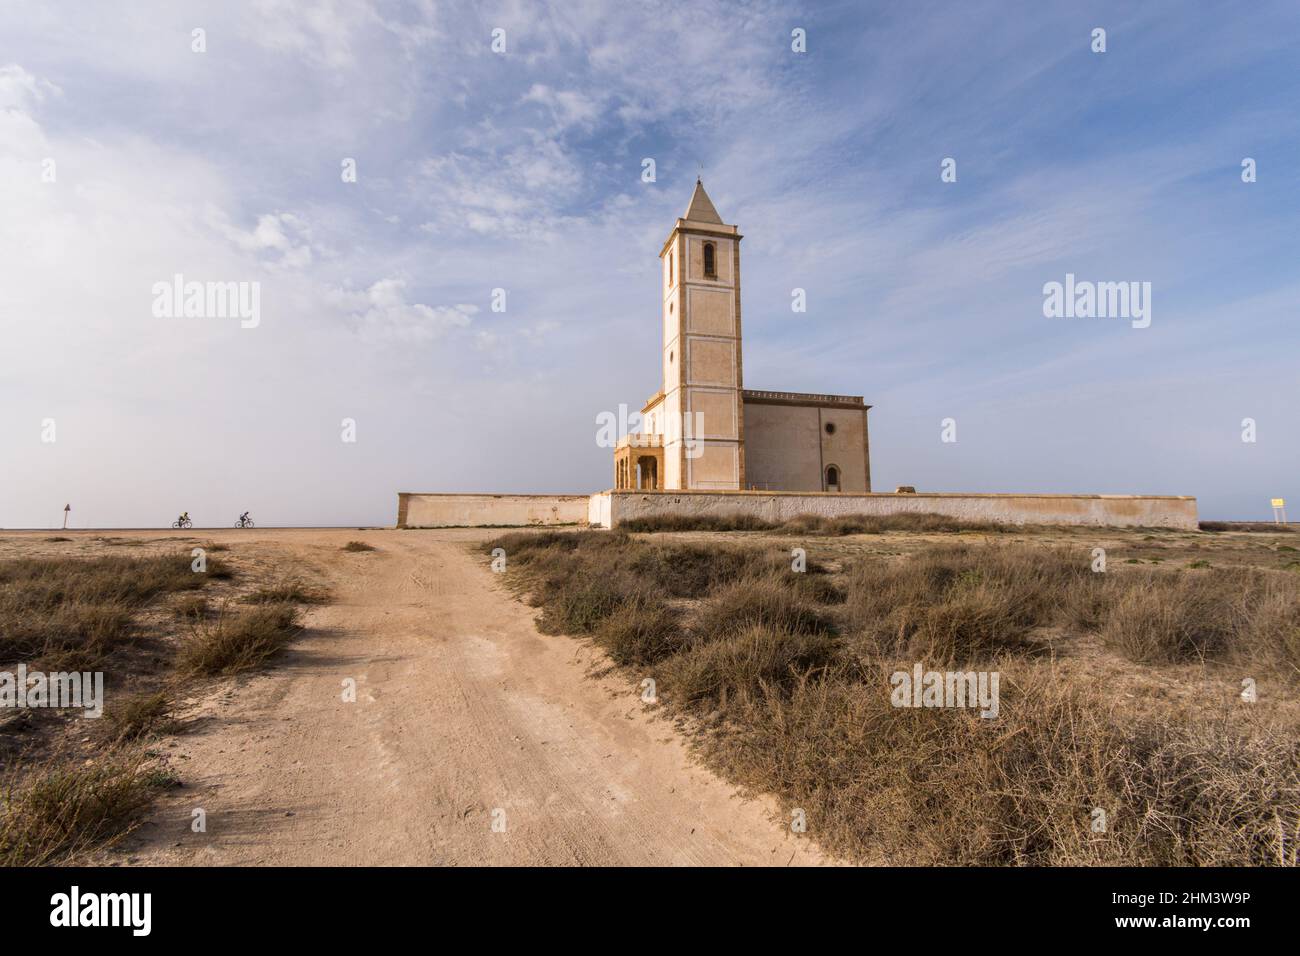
87 529 827 866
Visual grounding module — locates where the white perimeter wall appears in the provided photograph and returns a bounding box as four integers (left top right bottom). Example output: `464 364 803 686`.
398 493 589 528
588 492 611 529
398 490 1199 530
595 490 1198 530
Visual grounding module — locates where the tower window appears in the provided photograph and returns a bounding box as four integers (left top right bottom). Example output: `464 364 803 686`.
703 241 716 278
668 255 673 286
824 422 836 435
825 465 840 491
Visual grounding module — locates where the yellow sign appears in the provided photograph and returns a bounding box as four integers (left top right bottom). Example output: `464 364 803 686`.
1272 498 1286 508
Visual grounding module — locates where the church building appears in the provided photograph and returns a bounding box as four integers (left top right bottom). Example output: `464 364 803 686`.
614 180 872 493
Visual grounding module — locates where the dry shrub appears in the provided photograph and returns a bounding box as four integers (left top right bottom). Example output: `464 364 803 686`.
846 544 1091 663
204 558 235 580
490 529 623 563
537 574 640 634
660 625 839 710
488 531 635 603
490 530 830 604
625 542 762 598
489 529 576 558
491 531 700 632
1124 717 1300 865
620 513 779 533
784 512 1007 536
703 664 1299 865
790 572 845 605
592 595 684 666
342 541 376 552
243 580 330 605
108 691 178 741
1099 568 1300 668
0 752 176 865
693 576 834 642
495 529 842 667
179 603 300 676
173 593 208 621
845 544 1300 672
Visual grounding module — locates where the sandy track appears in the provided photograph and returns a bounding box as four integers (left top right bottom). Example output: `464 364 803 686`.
121 529 827 866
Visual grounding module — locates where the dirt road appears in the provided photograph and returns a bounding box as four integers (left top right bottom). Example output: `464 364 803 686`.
123 529 827 866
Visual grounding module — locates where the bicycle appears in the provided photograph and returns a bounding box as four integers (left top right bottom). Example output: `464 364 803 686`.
235 513 255 528
172 514 192 529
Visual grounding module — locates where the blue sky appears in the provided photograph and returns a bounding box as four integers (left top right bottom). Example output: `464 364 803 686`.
2 0 1297 527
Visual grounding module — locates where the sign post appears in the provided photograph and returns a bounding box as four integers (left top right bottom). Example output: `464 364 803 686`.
1272 498 1287 525
63 503 71 530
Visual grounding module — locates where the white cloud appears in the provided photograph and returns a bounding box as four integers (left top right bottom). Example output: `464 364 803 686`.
0 63 60 110
520 84 601 133
337 279 477 344
416 142 582 240
243 0 372 69
212 210 319 270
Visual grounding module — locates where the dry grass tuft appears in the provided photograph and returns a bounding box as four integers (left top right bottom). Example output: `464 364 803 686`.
537 575 637 635
592 595 684 666
713 664 1299 865
179 603 301 676
342 541 377 552
845 544 1087 663
694 576 834 641
1099 568 1300 669
107 691 178 741
172 593 209 621
0 753 177 865
243 580 330 605
783 512 1007 535
620 512 779 533
660 625 839 709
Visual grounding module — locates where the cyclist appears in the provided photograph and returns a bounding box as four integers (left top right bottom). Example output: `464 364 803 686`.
238 511 251 527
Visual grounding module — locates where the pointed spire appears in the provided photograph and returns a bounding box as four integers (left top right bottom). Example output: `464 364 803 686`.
683 178 723 224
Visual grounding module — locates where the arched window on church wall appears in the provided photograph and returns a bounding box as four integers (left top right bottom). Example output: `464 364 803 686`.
703 241 716 278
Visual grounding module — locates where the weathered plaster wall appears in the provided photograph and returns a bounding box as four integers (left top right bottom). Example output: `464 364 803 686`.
398 493 589 528
818 406 869 492
742 400 869 492
742 403 822 490
594 490 1198 530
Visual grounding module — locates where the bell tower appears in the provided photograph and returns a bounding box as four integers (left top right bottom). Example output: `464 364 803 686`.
657 179 745 490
